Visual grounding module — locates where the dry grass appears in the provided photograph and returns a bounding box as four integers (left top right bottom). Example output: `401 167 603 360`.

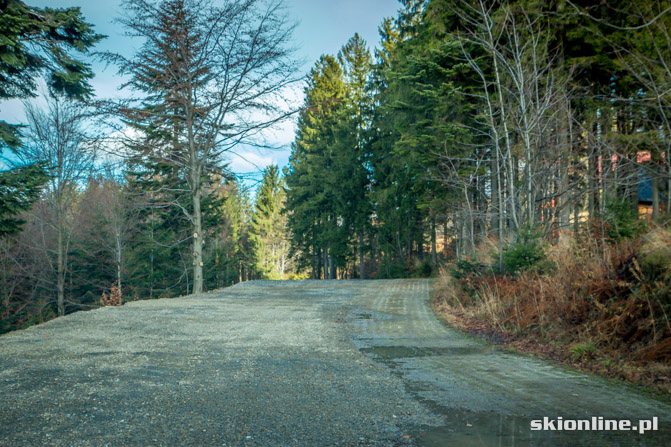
433 227 671 394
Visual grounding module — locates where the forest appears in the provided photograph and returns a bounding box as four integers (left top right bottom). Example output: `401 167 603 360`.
1 0 671 383
286 0 671 385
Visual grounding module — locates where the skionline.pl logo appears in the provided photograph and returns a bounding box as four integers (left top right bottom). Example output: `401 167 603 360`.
530 417 659 434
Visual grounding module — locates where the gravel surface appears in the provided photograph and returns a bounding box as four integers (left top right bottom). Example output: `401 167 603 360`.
0 280 438 446
1 279 670 446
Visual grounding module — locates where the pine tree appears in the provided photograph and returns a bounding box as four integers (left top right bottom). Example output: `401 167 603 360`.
250 165 291 279
286 55 348 278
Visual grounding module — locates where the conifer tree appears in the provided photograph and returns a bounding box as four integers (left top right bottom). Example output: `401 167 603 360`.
286 55 348 278
287 37 378 279
250 165 291 279
203 177 256 287
335 34 374 278
0 0 102 237
109 0 297 293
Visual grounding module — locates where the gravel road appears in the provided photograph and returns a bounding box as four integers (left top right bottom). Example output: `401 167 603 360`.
1 279 670 446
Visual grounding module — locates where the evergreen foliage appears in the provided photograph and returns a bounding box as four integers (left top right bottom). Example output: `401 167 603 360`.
0 0 101 238
250 165 291 279
496 227 547 275
5 0 671 333
286 54 348 278
285 35 375 279
0 163 48 237
107 0 297 293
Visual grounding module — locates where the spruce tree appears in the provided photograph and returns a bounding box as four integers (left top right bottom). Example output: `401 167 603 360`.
250 165 291 279
286 55 348 278
109 0 297 293
335 34 374 279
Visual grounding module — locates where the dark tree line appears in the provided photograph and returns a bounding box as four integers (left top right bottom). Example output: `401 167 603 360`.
285 0 671 278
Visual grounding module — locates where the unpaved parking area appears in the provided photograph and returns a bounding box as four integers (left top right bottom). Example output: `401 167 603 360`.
1 279 670 446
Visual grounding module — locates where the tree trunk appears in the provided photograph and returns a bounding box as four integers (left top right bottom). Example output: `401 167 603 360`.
323 249 328 280
358 230 365 280
406 215 413 258
574 194 580 234
652 168 660 220
396 230 404 263
116 234 122 295
57 225 65 317
329 255 336 279
192 188 203 294
443 218 448 256
559 97 571 234
588 137 599 221
417 220 424 259
667 148 671 216
491 155 500 237
431 217 437 265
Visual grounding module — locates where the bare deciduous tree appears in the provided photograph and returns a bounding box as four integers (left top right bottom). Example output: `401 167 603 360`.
20 96 96 316
105 0 299 293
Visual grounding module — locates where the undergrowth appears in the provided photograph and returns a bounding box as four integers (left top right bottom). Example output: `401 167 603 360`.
433 226 671 393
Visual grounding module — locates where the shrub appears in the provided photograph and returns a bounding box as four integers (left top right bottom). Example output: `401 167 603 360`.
287 272 310 280
449 258 486 279
100 285 123 307
640 227 671 283
603 197 646 241
413 258 434 277
495 227 547 275
375 258 407 279
641 248 671 281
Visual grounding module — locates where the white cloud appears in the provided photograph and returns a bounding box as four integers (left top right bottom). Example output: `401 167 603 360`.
226 146 288 174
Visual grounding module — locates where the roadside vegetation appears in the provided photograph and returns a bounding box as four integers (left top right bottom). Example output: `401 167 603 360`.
0 0 298 333
433 223 671 394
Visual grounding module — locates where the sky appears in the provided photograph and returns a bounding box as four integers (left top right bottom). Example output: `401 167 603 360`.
1 0 401 189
